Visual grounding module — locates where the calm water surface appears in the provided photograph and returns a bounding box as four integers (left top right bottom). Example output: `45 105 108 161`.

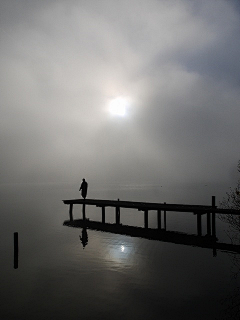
0 183 239 320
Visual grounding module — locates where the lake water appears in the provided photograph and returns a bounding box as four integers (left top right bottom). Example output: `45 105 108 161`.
0 183 239 320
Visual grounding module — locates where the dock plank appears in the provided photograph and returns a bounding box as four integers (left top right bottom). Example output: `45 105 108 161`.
62 198 240 214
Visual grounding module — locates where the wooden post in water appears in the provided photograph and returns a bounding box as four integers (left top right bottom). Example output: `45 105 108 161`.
82 203 86 220
144 210 148 229
157 210 161 229
164 202 167 230
211 196 216 238
197 213 202 236
69 203 73 221
116 199 120 224
102 206 105 224
14 232 18 269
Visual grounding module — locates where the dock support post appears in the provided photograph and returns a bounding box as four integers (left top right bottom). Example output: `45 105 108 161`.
82 203 86 220
116 203 120 225
69 204 73 221
14 232 18 269
144 210 148 229
207 212 211 235
212 196 216 238
157 210 161 229
102 206 105 224
197 213 202 236
164 203 166 230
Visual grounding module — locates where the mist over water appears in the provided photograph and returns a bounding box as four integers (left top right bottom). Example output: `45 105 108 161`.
1 0 240 318
0 183 239 320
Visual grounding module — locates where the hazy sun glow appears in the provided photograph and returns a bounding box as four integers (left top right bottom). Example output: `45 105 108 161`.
109 97 128 116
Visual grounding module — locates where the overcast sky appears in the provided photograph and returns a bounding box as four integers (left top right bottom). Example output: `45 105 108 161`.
1 0 240 188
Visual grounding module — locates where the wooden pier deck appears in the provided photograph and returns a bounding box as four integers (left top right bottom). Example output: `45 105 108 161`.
62 198 239 214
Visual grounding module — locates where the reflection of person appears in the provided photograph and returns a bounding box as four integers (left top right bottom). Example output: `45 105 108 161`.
80 227 88 249
79 178 88 199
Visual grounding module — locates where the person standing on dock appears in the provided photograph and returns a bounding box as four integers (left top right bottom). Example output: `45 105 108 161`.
79 178 88 199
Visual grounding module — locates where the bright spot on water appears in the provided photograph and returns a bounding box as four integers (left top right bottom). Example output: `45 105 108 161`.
121 245 125 252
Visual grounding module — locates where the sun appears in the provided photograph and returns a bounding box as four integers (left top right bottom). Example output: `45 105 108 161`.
109 97 128 116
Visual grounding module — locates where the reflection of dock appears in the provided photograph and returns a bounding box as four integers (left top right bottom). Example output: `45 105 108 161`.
63 219 240 254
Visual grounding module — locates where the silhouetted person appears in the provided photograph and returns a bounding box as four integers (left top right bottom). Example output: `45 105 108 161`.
80 227 88 249
79 178 88 199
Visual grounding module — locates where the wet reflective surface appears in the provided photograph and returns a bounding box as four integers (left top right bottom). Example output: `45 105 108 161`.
0 183 239 319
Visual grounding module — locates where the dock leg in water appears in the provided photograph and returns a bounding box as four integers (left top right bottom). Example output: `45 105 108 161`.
102 206 105 224
157 210 161 230
144 210 148 229
69 203 73 221
82 203 86 220
14 232 18 269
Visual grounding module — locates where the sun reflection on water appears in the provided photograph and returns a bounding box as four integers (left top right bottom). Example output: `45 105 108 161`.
104 237 135 268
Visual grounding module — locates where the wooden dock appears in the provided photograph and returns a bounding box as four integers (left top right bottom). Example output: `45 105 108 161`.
63 196 240 238
62 197 240 214
62 196 240 255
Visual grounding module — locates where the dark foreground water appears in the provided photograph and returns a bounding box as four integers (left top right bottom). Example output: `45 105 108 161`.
0 183 239 320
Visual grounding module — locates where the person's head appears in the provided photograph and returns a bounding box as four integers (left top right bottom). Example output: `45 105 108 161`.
82 178 85 182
